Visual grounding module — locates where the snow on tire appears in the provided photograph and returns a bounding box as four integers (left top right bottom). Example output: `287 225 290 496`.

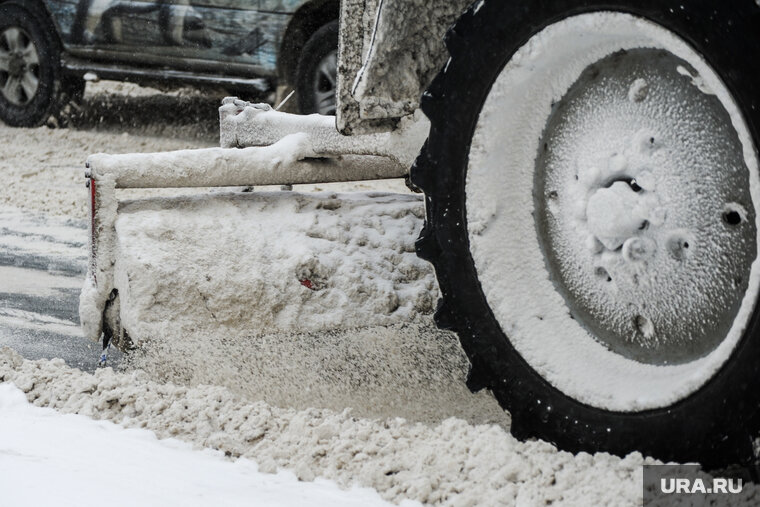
412 0 760 468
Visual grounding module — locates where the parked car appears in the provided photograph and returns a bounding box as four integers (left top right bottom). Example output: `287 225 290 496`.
0 0 338 127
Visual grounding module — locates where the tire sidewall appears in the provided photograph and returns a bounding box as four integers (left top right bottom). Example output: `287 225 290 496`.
0 3 61 127
421 0 760 467
295 19 338 115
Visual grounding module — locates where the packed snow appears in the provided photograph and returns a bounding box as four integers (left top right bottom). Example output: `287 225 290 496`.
101 190 507 425
112 192 434 335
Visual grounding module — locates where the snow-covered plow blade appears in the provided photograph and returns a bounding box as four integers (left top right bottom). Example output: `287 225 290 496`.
80 98 428 348
75 98 510 425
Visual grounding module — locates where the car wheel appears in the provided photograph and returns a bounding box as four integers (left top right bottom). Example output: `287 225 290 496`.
62 75 85 105
0 3 64 127
412 0 760 468
296 20 338 115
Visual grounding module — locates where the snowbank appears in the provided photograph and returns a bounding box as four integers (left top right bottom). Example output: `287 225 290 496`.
0 382 404 507
104 190 509 424
1 348 654 506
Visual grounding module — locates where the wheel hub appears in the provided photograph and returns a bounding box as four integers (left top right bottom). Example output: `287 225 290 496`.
8 54 24 77
0 26 39 105
313 49 337 115
585 180 649 252
534 48 756 365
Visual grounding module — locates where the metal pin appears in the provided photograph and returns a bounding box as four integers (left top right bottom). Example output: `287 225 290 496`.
275 90 296 111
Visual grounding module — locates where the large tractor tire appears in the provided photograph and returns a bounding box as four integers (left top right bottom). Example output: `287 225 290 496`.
411 0 760 468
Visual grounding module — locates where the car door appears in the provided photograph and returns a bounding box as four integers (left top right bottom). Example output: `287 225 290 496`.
54 0 270 70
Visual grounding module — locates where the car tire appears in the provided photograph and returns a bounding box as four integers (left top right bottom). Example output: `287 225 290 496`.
296 20 338 115
412 0 760 468
62 75 85 105
0 2 65 127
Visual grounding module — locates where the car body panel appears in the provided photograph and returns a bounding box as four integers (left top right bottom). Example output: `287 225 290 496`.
43 0 307 76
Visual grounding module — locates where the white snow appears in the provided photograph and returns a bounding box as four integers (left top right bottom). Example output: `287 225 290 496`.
677 65 714 95
0 306 81 338
0 265 82 297
585 181 650 251
0 208 87 337
0 348 662 506
96 190 509 426
627 78 649 102
0 382 407 507
0 116 213 219
0 107 411 222
219 97 430 169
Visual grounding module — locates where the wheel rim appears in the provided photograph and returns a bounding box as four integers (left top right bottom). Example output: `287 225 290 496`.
312 49 337 115
465 12 760 411
534 47 756 365
0 27 39 106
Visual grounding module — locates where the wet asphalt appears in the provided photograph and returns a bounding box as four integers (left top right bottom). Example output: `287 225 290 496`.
0 208 121 372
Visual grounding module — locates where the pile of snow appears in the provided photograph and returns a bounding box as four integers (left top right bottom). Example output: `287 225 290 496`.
106 190 509 424
1 348 655 506
0 382 403 507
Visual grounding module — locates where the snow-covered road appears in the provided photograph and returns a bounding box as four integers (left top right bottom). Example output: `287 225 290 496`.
0 382 409 507
0 81 215 368
0 208 120 370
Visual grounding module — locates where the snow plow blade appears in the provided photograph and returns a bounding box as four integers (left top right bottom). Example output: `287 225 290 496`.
79 99 428 347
